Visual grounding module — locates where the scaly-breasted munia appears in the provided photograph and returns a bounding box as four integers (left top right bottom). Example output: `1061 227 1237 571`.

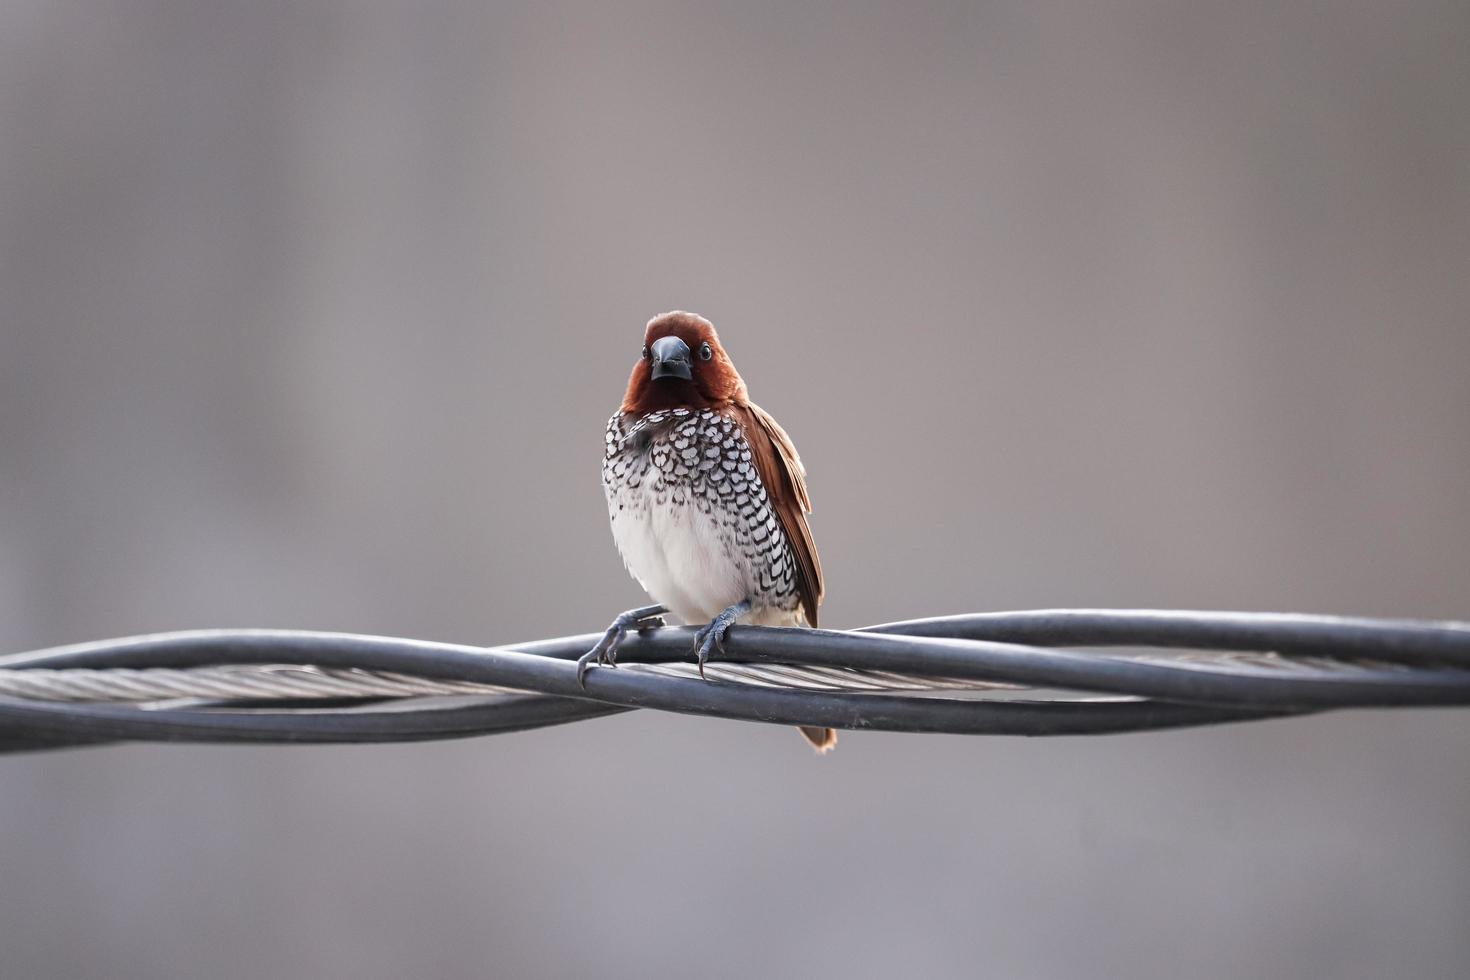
580 311 834 753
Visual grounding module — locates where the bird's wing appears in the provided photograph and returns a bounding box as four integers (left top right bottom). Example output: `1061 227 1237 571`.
729 401 824 627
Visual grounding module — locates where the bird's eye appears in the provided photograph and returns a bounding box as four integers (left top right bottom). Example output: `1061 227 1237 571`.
641 346 649 360
698 342 713 361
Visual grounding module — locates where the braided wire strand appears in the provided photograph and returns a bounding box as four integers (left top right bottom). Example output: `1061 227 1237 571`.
0 663 1002 703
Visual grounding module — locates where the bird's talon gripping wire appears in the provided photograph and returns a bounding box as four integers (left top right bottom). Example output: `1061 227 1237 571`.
577 605 666 688
692 599 751 681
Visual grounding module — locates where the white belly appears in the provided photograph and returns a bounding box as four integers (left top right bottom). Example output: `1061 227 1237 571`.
609 487 747 624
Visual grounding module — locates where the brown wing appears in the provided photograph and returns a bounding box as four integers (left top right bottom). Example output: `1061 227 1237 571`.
728 402 824 627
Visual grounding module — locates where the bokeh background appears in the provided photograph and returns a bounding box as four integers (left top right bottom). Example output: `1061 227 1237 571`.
2 3 1468 978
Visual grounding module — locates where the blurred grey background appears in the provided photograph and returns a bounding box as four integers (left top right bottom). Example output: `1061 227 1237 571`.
2 2 1468 978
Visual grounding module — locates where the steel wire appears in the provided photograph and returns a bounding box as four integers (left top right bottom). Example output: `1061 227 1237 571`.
0 609 1464 753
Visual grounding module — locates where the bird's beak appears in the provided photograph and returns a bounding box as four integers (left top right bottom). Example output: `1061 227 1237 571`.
649 335 693 381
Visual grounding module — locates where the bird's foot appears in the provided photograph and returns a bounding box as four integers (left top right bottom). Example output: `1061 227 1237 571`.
577 604 666 687
692 599 752 680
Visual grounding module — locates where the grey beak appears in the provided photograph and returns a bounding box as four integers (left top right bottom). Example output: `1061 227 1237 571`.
650 335 693 381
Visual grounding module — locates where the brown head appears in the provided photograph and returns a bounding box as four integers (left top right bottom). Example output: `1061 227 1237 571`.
621 311 749 413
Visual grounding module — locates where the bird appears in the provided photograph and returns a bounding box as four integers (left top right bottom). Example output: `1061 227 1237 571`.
580 311 835 753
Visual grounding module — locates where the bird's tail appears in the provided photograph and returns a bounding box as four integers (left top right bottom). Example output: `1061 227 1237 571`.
797 726 838 754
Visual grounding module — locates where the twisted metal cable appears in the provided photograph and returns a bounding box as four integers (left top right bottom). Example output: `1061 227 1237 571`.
0 666 524 703
0 662 1003 703
0 609 1466 753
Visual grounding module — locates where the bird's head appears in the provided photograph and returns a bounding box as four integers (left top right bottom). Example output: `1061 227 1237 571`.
621 311 748 412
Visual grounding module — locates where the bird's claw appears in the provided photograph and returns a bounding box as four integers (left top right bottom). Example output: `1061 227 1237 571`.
691 599 751 681
575 629 621 687
692 624 727 680
577 605 666 688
